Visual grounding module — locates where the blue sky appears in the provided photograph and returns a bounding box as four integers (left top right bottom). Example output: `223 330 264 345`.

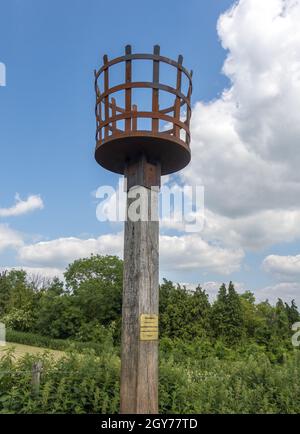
0 0 231 238
1 0 300 305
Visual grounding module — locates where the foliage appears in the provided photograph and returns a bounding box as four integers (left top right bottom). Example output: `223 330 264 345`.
159 350 300 414
1 257 298 352
34 292 82 339
0 350 120 414
210 282 244 343
1 255 300 413
1 307 35 332
0 270 36 331
64 254 123 292
0 347 300 414
159 279 211 340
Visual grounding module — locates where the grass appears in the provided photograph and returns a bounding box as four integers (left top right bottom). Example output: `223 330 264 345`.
0 342 64 360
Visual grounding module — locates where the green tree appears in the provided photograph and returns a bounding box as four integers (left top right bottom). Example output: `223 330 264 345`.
239 291 264 338
210 283 228 338
254 300 274 345
274 298 290 339
64 254 123 292
159 279 211 339
160 280 190 339
5 270 35 310
0 271 10 316
285 300 300 326
0 270 37 331
64 255 123 332
226 281 244 341
35 291 82 339
211 282 244 343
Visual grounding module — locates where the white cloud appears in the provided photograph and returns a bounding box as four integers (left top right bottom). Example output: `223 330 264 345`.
0 194 44 217
260 254 300 304
18 233 123 268
162 206 300 250
0 224 23 252
160 234 244 275
203 209 300 250
0 266 64 281
181 0 300 249
263 254 300 280
255 282 300 305
17 231 243 275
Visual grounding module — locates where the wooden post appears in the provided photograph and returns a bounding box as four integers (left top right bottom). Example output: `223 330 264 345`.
31 361 43 396
120 155 161 414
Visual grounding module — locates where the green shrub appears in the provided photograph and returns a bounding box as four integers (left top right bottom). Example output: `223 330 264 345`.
1 345 300 413
159 351 300 413
0 350 120 414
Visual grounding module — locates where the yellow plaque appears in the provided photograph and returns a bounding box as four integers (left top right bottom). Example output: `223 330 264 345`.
140 314 159 341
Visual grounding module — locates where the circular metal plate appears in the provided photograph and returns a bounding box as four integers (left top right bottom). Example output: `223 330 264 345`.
95 134 191 175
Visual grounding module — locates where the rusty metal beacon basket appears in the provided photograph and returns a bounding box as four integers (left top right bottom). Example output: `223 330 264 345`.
94 45 193 175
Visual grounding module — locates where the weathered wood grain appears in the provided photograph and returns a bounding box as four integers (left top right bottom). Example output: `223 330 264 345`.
120 156 160 414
